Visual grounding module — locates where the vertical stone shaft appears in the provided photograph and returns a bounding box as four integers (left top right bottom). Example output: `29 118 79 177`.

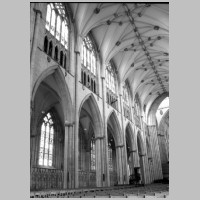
74 50 80 188
101 76 110 187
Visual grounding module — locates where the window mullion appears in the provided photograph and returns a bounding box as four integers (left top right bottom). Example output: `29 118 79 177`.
49 5 52 31
48 124 51 166
43 123 47 166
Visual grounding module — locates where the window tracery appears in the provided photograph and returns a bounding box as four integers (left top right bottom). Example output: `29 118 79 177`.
44 3 69 70
133 94 141 128
123 82 132 121
106 62 118 110
39 112 54 167
90 135 96 171
81 35 97 94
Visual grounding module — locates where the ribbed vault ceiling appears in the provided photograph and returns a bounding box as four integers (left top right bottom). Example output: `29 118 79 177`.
69 3 169 111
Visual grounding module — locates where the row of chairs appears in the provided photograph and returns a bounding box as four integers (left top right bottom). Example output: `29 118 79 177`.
30 183 169 198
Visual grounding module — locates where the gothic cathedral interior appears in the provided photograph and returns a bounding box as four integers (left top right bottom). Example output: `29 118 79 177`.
30 2 169 197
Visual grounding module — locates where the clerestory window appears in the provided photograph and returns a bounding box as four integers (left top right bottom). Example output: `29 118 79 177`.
45 3 69 49
123 82 132 121
106 62 118 110
81 35 97 94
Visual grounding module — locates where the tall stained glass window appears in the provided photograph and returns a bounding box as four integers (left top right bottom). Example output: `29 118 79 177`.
39 112 54 167
90 136 96 170
108 142 113 171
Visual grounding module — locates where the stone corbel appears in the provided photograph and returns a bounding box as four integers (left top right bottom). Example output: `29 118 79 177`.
65 120 74 127
94 136 105 141
74 51 80 55
115 144 124 148
33 8 42 18
129 149 137 153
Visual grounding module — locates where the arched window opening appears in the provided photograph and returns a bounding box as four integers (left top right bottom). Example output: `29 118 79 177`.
56 15 61 41
81 70 84 84
44 36 48 53
107 130 117 186
81 34 98 94
48 41 53 57
39 112 54 167
133 94 141 128
84 72 86 86
106 62 118 110
108 141 113 171
45 3 69 50
60 51 63 66
87 75 90 88
91 79 93 92
50 9 56 35
64 54 67 69
156 97 169 126
123 82 132 121
91 135 95 171
94 81 96 94
45 4 51 31
54 46 58 61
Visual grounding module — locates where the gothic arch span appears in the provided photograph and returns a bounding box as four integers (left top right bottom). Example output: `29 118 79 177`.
78 93 103 138
125 122 136 151
31 65 73 122
107 110 123 146
137 131 145 156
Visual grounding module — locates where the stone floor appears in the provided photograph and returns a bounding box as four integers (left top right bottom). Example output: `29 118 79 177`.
30 183 169 198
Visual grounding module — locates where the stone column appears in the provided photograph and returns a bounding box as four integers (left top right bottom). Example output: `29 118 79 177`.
119 93 129 184
30 7 42 66
63 121 74 189
116 145 123 185
139 154 146 184
95 136 104 187
129 149 137 174
101 76 110 187
30 7 42 93
74 50 81 188
148 125 163 181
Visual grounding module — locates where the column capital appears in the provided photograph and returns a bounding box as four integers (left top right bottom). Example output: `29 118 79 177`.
129 149 137 153
101 76 105 80
65 120 74 127
33 8 42 18
94 136 105 141
74 51 80 55
115 144 124 148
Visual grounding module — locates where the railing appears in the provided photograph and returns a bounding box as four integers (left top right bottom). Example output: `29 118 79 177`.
78 170 96 188
30 167 63 191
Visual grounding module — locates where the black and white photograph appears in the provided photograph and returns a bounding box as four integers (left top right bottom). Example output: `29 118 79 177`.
30 2 169 198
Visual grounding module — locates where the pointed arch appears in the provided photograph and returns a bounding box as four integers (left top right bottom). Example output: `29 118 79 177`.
147 92 168 125
125 122 136 151
107 110 123 146
31 65 73 122
78 93 103 137
137 131 145 155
